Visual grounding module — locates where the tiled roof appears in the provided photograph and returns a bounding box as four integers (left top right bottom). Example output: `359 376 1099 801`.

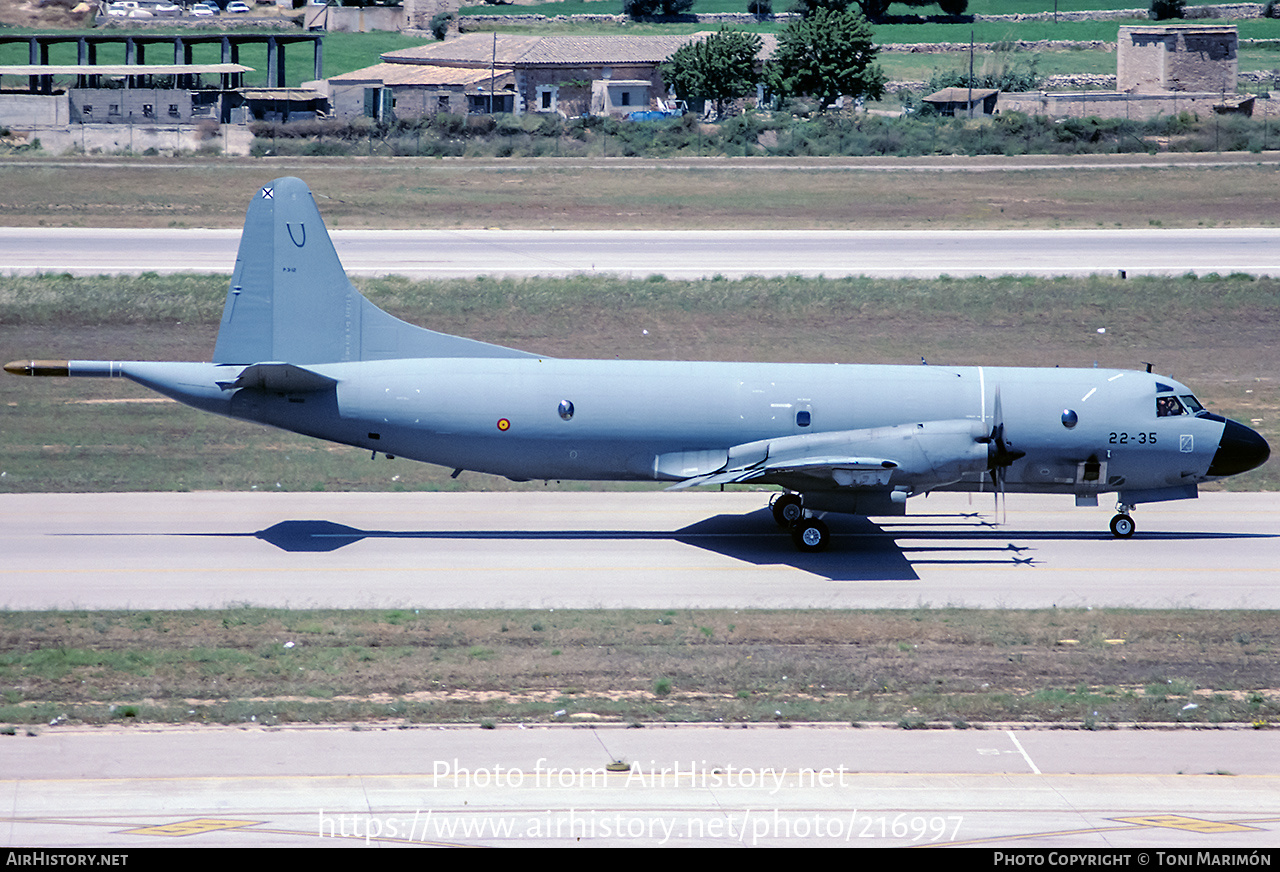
240 88 325 100
329 62 512 87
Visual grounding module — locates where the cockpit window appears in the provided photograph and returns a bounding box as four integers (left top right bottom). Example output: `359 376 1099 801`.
1180 395 1205 415
1156 395 1186 417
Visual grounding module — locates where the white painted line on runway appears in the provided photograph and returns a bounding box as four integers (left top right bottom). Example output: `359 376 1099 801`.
1007 732 1042 775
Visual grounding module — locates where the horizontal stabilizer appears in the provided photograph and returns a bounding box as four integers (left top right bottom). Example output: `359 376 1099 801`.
220 362 338 393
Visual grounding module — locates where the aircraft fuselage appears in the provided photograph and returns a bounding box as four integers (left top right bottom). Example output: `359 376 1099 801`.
109 357 1238 503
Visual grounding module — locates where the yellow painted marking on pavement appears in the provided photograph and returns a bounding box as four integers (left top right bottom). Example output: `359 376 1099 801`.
931 813 1280 848
122 818 262 836
1112 814 1262 833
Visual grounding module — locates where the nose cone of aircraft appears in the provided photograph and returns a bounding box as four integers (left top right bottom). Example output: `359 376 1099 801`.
1208 418 1270 477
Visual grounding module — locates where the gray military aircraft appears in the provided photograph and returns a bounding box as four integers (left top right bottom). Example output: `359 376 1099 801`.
6 177 1270 551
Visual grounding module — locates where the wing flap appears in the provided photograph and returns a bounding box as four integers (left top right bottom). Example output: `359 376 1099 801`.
667 454 901 490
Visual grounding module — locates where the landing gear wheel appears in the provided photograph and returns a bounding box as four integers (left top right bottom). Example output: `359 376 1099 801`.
1109 513 1135 538
771 493 803 528
791 517 830 553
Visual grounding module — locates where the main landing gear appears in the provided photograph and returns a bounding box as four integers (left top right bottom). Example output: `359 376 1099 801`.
1109 502 1136 538
770 493 830 553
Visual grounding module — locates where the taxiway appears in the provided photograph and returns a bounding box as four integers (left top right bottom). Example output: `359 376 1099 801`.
3 227 1280 279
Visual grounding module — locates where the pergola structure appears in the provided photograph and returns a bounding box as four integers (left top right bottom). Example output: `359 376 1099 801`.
0 32 322 93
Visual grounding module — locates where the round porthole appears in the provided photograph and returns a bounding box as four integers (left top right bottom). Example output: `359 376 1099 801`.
558 400 574 421
1062 409 1078 429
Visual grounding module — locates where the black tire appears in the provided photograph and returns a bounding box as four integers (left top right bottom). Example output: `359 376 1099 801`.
772 493 804 527
1109 514 1136 538
791 517 830 552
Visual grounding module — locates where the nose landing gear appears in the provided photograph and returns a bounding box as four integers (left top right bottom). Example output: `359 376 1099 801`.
1109 502 1136 538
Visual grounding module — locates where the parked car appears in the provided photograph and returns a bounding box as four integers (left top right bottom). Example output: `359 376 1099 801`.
226 1 251 12
190 1 217 14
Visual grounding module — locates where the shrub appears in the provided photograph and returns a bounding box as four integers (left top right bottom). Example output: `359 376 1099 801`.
429 10 453 40
1148 0 1184 19
623 0 693 17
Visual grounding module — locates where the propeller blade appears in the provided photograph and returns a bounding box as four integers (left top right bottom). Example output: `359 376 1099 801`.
982 386 1023 525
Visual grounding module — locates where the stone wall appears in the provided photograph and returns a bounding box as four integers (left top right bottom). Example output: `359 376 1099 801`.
997 89 1254 119
304 4 407 32
456 2 1268 29
890 73 1117 93
5 122 253 155
0 93 68 126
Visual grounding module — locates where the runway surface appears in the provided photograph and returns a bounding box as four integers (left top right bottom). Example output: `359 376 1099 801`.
3 491 1277 610
3 227 1280 279
4 722 1279 848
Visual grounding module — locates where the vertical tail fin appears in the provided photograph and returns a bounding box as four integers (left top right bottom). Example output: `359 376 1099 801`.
212 177 535 365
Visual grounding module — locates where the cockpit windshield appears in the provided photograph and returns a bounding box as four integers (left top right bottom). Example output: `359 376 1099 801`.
1156 392 1207 418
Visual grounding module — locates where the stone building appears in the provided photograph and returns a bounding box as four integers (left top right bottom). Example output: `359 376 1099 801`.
998 24 1249 120
327 62 516 121
1117 24 1238 95
329 33 721 120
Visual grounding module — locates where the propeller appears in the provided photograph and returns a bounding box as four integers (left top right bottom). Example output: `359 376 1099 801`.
978 387 1026 524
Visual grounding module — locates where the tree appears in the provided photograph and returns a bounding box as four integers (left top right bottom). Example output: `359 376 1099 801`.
623 0 694 18
662 29 764 117
1148 0 1185 18
789 0 968 22
769 6 885 112
788 0 854 14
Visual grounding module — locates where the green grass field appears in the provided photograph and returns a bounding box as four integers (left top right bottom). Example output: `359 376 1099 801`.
456 0 1221 15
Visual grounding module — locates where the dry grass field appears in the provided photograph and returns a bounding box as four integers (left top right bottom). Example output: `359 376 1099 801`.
2 155 1280 230
2 608 1277 727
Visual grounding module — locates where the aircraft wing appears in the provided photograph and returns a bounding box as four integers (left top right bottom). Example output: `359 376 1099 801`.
665 420 991 492
667 455 898 490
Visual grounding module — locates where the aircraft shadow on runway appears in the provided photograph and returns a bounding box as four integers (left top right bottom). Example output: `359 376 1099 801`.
251 510 923 580
237 509 1272 582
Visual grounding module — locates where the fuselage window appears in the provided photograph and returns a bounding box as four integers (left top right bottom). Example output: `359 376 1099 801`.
1156 395 1186 418
796 410 811 427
